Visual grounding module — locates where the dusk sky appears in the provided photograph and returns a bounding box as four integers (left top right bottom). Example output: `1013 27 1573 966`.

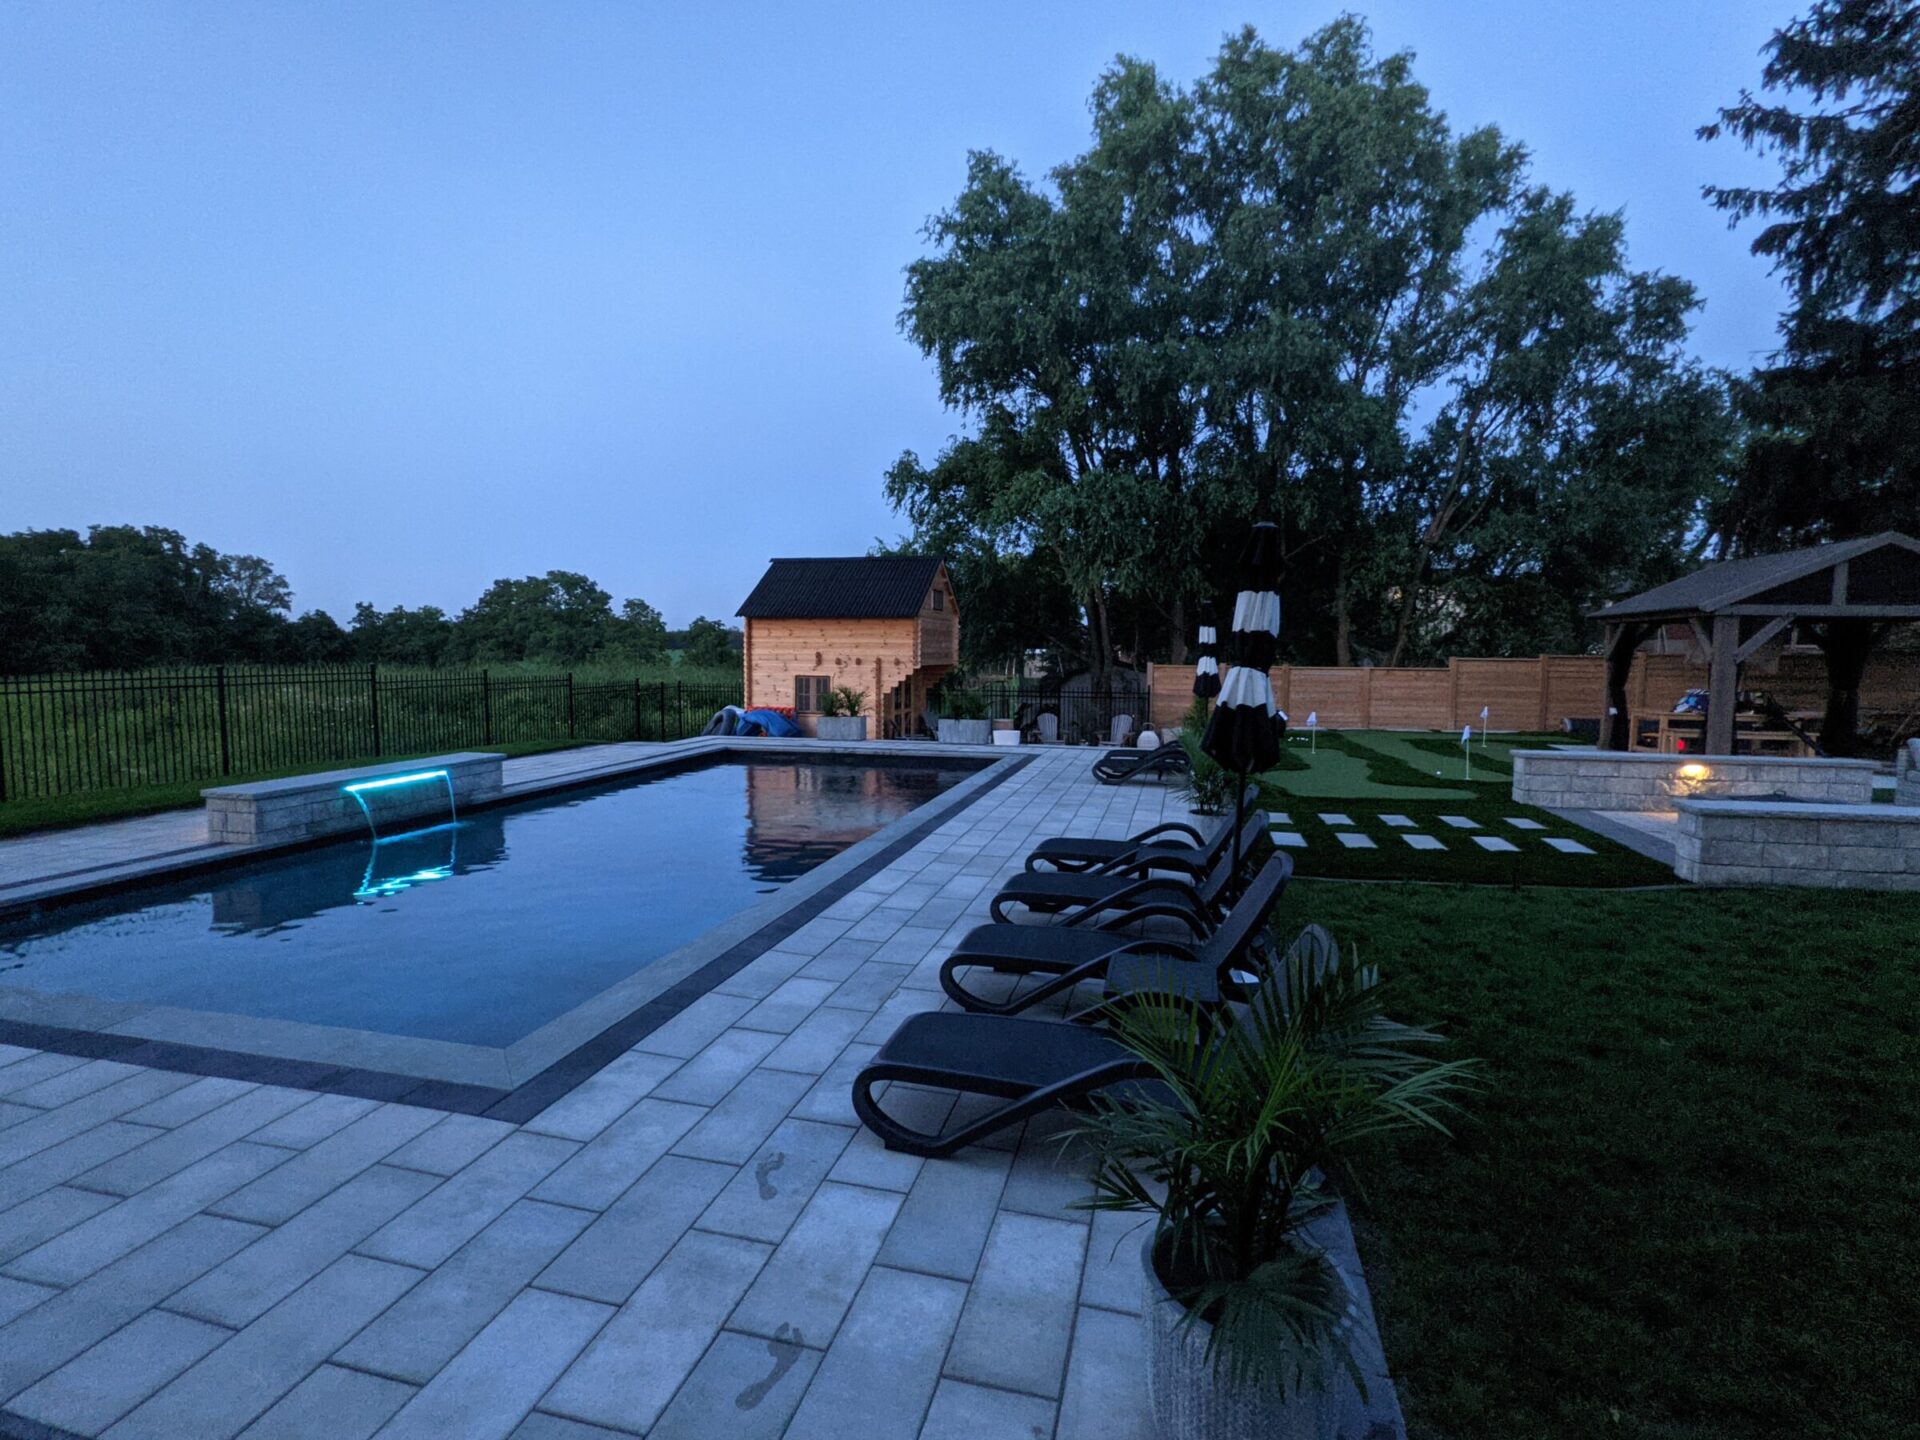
3 2 1792 628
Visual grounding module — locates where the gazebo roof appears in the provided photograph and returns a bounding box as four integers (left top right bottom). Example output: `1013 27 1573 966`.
1590 531 1920 623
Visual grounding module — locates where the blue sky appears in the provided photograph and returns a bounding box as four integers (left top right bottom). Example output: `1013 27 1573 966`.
2 2 1790 627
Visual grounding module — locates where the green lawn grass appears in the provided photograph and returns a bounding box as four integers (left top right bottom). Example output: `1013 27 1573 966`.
0 739 592 840
1288 879 1920 1439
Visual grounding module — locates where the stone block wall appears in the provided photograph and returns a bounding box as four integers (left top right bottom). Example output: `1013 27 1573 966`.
1674 800 1920 890
1511 750 1879 812
1899 740 1920 808
202 753 505 846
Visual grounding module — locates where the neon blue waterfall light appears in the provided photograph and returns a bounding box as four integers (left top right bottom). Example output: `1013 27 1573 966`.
342 769 456 842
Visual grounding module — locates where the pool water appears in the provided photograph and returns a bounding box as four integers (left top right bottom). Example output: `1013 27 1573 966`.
0 757 980 1047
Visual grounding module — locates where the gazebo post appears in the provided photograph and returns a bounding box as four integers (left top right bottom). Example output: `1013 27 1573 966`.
1599 621 1642 752
1705 615 1740 755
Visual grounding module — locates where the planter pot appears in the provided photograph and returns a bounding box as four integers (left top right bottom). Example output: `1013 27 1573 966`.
938 719 992 745
1141 1234 1356 1440
814 716 868 742
991 730 1023 747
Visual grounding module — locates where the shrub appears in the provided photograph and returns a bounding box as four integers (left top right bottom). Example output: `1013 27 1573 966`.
822 686 868 718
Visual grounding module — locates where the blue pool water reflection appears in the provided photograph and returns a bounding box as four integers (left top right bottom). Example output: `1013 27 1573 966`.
0 757 981 1047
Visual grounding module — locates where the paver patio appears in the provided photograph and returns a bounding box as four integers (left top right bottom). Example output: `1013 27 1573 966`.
0 744 1274 1440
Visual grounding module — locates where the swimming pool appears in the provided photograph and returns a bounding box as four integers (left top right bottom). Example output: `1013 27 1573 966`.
0 754 989 1088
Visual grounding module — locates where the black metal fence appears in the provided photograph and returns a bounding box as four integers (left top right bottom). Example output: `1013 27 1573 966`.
965 683 1153 746
0 666 743 803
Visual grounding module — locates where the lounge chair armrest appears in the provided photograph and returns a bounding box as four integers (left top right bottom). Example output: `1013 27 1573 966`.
1130 821 1206 845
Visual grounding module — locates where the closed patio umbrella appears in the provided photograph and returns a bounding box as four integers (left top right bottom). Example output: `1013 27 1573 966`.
1201 521 1282 886
1191 601 1221 700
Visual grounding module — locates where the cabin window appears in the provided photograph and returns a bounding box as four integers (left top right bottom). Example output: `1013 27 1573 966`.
795 675 832 713
931 589 944 611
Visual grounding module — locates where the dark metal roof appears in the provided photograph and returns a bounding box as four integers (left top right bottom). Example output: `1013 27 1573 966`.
1590 531 1920 621
737 556 946 620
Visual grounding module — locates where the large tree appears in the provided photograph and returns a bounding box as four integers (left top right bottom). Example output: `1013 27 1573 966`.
892 19 1731 670
1702 0 1920 547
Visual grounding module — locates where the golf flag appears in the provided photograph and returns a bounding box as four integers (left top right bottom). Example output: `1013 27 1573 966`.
1462 724 1472 744
1307 711 1317 727
1480 706 1489 723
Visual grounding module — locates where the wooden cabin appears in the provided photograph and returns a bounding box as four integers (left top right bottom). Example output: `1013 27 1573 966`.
736 556 959 737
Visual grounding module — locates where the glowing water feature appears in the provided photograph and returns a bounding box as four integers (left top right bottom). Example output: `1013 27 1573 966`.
343 768 457 841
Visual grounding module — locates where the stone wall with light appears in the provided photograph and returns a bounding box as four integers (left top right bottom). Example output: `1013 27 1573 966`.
1510 750 1879 812
202 753 505 846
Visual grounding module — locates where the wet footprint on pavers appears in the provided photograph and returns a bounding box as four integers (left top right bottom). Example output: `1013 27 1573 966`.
754 1151 785 1199
736 1322 806 1410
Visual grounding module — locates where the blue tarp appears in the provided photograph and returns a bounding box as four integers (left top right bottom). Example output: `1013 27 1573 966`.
742 709 803 737
701 705 803 738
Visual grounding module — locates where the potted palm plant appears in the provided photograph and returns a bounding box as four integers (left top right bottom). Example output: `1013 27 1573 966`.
1074 925 1476 1440
936 687 992 745
814 686 868 741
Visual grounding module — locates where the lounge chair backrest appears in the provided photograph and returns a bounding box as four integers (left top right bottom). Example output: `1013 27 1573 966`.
1110 715 1133 744
1197 853 1293 967
1192 810 1268 906
1037 713 1059 742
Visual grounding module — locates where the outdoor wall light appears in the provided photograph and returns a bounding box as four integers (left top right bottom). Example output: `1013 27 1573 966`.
1678 762 1710 782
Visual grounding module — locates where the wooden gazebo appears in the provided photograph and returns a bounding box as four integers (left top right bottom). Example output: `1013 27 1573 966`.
1590 531 1920 755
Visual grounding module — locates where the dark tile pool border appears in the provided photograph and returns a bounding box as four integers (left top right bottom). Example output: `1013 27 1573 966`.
0 752 1034 1121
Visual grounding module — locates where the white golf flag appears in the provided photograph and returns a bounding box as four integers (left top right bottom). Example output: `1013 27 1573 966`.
1307 711 1318 727
1462 724 1472 744
1480 706 1489 722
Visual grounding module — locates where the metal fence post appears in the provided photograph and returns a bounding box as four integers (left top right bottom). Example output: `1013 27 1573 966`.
632 679 643 740
657 682 666 740
481 669 493 745
566 672 576 739
215 665 232 775
369 664 382 757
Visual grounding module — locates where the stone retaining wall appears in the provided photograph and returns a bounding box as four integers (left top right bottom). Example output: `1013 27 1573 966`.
1511 750 1879 812
1899 740 1920 807
1674 798 1920 889
202 752 504 846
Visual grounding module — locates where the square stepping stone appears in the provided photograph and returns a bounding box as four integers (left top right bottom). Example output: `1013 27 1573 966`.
1317 813 1355 827
1471 836 1519 852
1401 834 1445 850
1505 817 1546 830
1269 812 1292 825
1438 815 1479 830
1335 832 1375 849
1272 832 1307 848
1380 814 1415 828
1544 837 1595 854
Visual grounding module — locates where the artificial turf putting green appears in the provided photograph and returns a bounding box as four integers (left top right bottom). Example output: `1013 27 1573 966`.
1287 880 1920 1440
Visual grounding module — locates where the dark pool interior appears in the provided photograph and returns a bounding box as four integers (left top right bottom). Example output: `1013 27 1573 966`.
0 756 982 1047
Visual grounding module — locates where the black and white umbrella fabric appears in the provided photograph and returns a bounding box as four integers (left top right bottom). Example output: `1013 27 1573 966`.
1191 601 1221 700
1201 521 1282 776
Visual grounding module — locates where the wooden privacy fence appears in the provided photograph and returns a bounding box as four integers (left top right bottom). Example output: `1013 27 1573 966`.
1144 650 1920 734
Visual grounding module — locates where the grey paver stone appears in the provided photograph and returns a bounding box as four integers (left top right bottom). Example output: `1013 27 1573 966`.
919 1378 1057 1440
650 1027 781 1105
646 1328 820 1440
541 1229 771 1433
824 962 911 1012
1080 1208 1150 1315
1402 833 1445 850
736 977 839 1034
535 1154 734 1305
632 991 758 1059
0 1067 194 1171
0 1272 56 1327
9 1308 229 1435
1000 1119 1096 1222
120 1075 258 1129
759 1006 868 1075
0 1120 163 1214
236 1363 415 1440
209 1103 444 1225
787 1042 878 1126
9 1140 288 1286
796 938 879 982
782 1265 968 1440
696 1117 853 1243
4 1058 144 1109
336 1199 592 1383
1545 836 1596 854
0 1053 87 1098
1472 835 1519 852
0 1184 119 1264
519 1049 685 1143
729 1181 902 1343
172 1163 440 1327
105 1253 421 1440
714 947 814 1000
508 1414 633 1440
1336 831 1377 849
876 1145 1012 1280
0 1214 262 1399
825 1121 925 1192
383 1112 516 1176
1057 1303 1153 1440
1438 815 1479 829
530 1098 704 1211
77 1086 311 1196
358 1131 579 1269
671 1070 811 1165
944 1212 1088 1399
368 1287 613 1440
248 1093 381 1149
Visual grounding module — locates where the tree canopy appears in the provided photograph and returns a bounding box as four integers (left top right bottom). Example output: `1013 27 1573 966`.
890 18 1736 671
1702 0 1920 547
0 526 709 676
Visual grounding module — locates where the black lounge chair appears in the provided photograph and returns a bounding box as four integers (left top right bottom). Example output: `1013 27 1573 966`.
850 1012 1165 1157
1092 745 1191 785
987 811 1266 924
941 852 1293 1017
1025 784 1258 873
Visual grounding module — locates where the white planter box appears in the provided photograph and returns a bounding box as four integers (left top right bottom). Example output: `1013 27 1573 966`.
938 719 993 746
991 730 1023 747
813 716 868 742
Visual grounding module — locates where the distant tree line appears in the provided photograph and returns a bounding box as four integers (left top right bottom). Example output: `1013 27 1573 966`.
889 5 1916 675
0 525 742 675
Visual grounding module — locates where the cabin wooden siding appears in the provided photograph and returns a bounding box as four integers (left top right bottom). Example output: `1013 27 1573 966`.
742 618 918 729
917 569 959 668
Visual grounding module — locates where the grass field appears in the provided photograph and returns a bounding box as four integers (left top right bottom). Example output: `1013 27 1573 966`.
1289 879 1920 1439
